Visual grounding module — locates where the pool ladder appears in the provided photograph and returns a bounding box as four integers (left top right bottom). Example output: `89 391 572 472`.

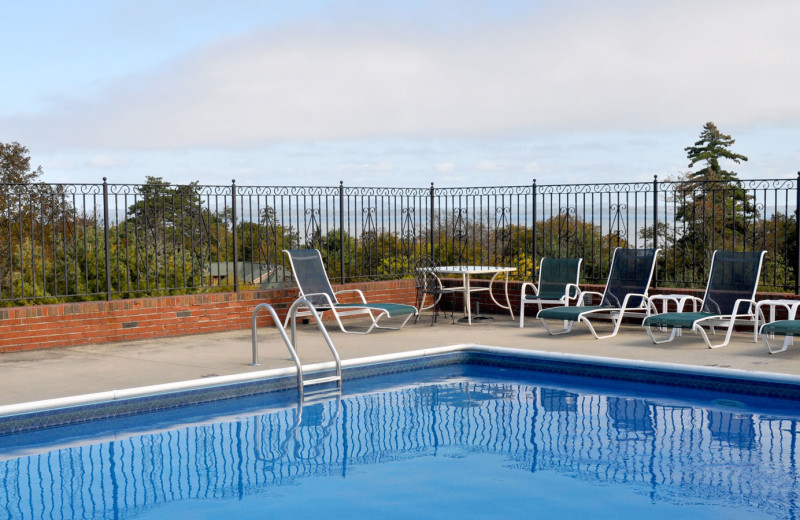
251 298 342 400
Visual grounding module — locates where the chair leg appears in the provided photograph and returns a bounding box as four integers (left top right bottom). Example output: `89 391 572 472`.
762 333 793 354
693 322 734 349
645 325 680 344
539 318 575 335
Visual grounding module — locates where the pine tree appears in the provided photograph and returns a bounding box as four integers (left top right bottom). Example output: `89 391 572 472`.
684 121 748 182
675 122 755 272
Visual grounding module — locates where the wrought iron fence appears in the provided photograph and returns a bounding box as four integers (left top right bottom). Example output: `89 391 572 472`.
1 174 798 304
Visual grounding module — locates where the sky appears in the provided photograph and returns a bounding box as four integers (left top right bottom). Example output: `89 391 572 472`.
2 0 799 188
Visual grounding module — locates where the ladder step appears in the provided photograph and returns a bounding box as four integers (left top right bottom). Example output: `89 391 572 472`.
302 388 342 403
302 375 341 387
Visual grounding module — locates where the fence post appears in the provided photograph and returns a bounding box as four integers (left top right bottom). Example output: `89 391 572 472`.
102 178 112 301
531 179 537 277
231 179 239 292
429 182 435 256
653 174 659 250
796 172 800 295
339 181 345 284
652 174 659 288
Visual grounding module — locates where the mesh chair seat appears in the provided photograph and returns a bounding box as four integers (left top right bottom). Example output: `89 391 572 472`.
761 320 800 336
335 303 417 316
535 305 607 322
643 312 716 329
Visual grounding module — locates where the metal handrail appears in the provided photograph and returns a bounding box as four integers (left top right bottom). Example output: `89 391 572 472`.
250 298 342 396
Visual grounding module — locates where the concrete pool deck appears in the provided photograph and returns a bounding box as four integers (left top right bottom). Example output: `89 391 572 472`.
2 314 800 408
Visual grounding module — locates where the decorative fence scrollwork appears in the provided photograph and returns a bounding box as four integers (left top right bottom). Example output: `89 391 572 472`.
1 175 798 304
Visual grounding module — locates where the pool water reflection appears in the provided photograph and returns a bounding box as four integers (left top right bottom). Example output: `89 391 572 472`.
1 365 798 519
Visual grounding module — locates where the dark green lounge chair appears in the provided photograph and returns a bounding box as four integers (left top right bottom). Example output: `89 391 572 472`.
759 320 800 354
536 248 660 339
283 249 417 334
643 250 766 349
519 257 582 329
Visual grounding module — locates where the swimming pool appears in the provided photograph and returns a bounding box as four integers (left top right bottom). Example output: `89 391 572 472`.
1 348 799 519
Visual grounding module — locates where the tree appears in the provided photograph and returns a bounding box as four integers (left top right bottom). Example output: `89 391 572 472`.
122 176 214 291
684 122 748 181
0 141 44 185
673 123 755 274
1 142 76 302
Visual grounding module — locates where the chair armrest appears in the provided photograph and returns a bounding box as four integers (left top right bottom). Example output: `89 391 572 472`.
520 282 539 297
731 298 757 317
682 296 703 312
648 294 703 313
564 283 581 302
755 299 800 320
620 293 651 312
334 288 368 304
300 292 337 308
580 291 603 305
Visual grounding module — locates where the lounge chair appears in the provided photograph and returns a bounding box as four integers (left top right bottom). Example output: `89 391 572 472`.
536 248 660 339
283 249 418 334
519 257 582 329
643 250 766 348
759 319 800 354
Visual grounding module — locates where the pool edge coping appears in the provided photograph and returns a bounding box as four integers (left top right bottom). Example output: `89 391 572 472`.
3 344 800 419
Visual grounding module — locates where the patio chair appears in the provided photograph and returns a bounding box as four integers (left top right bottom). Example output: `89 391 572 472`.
536 248 660 339
519 257 582 329
413 256 456 325
283 249 418 334
643 250 767 349
759 319 800 354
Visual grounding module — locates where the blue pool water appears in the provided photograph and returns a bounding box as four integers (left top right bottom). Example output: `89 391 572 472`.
1 362 799 519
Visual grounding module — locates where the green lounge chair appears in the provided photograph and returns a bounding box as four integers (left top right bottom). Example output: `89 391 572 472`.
643 250 767 348
283 249 418 334
537 248 660 339
519 257 582 329
759 320 800 354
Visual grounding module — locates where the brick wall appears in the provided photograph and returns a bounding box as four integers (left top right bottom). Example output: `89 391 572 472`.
2 277 795 353
0 279 416 353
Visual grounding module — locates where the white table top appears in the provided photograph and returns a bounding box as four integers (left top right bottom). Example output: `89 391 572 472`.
435 265 517 275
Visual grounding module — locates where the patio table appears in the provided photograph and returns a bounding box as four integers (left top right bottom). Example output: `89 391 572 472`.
434 266 517 325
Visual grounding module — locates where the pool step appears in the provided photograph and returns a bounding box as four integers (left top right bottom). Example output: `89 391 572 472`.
301 374 342 402
302 388 342 403
303 375 341 387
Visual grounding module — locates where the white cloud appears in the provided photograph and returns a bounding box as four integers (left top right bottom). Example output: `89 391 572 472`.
435 162 455 173
6 0 798 154
473 160 506 172
88 155 123 168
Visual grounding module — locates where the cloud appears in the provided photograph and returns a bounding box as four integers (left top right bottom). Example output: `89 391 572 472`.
7 0 800 153
435 162 455 173
88 155 125 168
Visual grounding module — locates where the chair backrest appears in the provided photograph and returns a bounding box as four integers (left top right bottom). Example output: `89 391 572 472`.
601 248 660 308
283 249 337 306
537 258 582 299
413 256 442 294
701 250 766 315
